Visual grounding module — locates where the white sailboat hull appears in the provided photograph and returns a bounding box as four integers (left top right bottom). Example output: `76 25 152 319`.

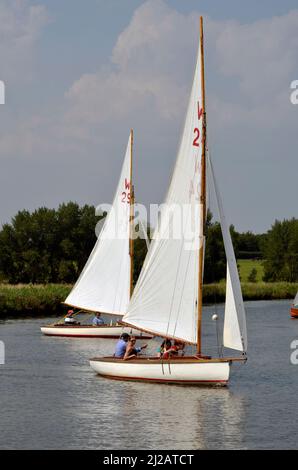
40 325 152 339
89 357 231 385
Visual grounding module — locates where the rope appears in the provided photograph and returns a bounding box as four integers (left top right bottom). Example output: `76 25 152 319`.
56 309 97 326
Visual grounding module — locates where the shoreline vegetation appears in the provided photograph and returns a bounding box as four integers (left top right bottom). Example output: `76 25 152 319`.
0 282 297 318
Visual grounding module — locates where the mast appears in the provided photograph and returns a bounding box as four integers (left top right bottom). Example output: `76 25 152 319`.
129 129 135 298
197 16 207 355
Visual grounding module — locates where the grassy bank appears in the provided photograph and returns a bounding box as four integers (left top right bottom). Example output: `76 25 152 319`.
0 282 297 318
203 282 298 304
0 284 72 317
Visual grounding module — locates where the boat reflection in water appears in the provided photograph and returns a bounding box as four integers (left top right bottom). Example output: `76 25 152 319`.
98 381 246 450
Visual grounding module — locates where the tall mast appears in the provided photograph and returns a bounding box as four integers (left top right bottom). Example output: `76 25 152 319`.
197 16 207 355
129 129 135 298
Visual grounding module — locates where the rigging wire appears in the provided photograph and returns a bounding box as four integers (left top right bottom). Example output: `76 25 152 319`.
206 139 224 357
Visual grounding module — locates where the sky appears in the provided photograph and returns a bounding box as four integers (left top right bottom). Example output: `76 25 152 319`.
0 0 297 233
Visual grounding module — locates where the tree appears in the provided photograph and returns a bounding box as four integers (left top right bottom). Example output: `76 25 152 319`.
133 225 150 286
204 211 226 283
234 230 263 259
262 218 298 282
248 268 257 283
0 203 98 284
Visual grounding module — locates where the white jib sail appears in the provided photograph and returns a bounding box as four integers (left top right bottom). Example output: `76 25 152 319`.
122 45 204 344
208 153 247 352
65 133 132 315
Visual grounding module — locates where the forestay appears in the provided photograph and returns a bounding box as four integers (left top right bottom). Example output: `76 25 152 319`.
65 134 132 315
122 46 204 344
208 154 247 352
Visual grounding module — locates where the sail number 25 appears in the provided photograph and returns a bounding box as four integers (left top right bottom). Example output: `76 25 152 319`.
121 178 131 203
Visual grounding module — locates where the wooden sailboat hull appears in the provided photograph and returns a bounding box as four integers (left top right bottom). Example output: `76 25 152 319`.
291 307 298 318
89 356 231 385
40 325 152 339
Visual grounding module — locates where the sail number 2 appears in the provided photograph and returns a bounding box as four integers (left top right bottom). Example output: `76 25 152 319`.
192 101 203 147
189 101 203 201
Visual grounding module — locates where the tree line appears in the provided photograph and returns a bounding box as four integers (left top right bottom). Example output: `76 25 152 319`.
0 202 297 284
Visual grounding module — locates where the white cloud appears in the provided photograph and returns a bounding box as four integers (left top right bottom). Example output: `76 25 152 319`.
215 12 298 98
208 11 298 133
0 0 49 81
63 1 298 142
0 0 297 231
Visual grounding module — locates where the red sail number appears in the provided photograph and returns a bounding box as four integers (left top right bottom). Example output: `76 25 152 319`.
197 101 203 121
192 101 203 147
193 128 200 147
121 191 131 203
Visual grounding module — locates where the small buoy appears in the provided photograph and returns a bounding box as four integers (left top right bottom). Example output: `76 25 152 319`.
212 314 218 321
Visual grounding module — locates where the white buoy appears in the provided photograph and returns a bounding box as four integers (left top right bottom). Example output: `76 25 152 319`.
212 313 221 357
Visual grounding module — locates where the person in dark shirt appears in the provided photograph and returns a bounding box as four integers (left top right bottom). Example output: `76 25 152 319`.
157 339 172 358
124 337 148 360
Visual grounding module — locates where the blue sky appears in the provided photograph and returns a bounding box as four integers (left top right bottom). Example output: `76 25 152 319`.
0 0 297 232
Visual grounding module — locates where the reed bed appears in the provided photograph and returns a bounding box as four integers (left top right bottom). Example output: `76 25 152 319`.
0 284 72 317
203 282 298 304
0 282 296 317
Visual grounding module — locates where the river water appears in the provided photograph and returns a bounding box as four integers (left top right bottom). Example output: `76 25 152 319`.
0 300 297 450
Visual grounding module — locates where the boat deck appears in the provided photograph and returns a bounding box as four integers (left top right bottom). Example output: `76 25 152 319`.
90 355 247 364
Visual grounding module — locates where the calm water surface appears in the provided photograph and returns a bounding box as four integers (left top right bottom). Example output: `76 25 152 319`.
0 300 297 449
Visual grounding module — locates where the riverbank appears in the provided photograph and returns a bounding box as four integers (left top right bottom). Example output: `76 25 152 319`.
0 282 297 318
203 281 298 303
0 284 72 317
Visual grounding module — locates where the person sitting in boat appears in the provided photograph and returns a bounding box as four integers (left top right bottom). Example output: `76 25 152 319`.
157 339 172 358
124 336 148 360
92 312 105 326
64 310 80 325
114 333 130 358
162 340 185 359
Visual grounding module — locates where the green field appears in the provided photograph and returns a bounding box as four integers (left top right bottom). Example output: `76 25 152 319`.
238 259 264 282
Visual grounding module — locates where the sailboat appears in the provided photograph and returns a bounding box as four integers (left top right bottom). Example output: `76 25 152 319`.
41 130 151 339
290 292 298 318
89 17 247 384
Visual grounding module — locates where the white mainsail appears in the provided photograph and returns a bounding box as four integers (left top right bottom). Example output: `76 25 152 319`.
208 154 247 352
65 133 132 315
122 46 204 344
294 292 298 307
